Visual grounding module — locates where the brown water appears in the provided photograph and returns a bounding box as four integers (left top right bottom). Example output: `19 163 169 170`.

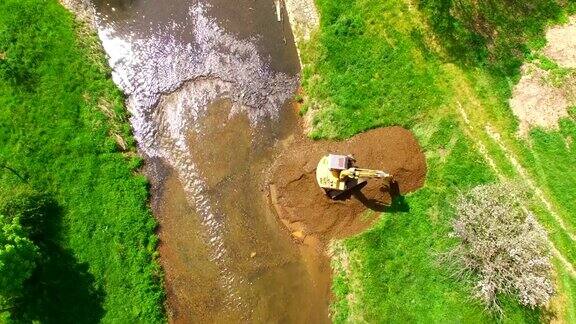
90 0 329 322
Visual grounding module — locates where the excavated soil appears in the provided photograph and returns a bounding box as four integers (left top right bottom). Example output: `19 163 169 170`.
267 126 427 244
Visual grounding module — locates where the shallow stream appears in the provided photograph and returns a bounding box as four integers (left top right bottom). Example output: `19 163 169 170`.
91 0 329 322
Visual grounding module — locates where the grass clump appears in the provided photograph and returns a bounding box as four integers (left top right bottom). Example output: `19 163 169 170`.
0 213 39 308
0 0 164 322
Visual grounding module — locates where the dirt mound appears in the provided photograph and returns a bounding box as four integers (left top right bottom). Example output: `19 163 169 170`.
267 126 426 243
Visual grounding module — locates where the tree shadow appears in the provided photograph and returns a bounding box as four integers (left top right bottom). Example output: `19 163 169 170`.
418 0 566 73
8 196 104 324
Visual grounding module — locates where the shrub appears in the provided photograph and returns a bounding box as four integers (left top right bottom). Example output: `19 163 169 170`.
0 187 55 240
447 182 554 313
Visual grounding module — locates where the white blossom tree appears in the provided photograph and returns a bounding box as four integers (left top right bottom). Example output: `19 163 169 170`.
447 182 554 313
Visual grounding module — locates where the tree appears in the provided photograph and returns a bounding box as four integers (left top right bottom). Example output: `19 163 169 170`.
0 214 38 309
0 186 53 240
447 182 554 313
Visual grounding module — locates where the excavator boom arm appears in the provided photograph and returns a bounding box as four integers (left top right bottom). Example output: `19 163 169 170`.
340 167 392 180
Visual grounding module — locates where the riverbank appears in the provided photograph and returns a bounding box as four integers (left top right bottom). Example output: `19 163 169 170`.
0 0 164 321
287 0 576 322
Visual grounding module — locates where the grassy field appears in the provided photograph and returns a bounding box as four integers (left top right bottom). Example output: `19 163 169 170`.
299 0 576 322
0 0 164 322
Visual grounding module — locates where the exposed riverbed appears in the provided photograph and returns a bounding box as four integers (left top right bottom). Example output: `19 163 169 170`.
90 0 329 322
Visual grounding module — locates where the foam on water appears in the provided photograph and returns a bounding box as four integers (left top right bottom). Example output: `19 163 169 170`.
94 2 297 315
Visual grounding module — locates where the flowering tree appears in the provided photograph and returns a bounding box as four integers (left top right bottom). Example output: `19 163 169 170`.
448 182 554 313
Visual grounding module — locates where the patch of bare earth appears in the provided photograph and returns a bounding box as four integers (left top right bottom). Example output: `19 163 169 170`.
283 0 321 132
509 64 571 136
59 0 97 27
267 126 426 243
544 17 576 69
510 17 576 136
283 0 319 43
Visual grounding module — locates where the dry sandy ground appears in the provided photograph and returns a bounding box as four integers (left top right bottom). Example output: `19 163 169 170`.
510 63 572 136
511 17 576 136
544 17 576 69
59 0 96 27
283 0 319 42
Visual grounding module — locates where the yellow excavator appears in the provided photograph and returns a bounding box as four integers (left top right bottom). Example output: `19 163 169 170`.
316 154 393 199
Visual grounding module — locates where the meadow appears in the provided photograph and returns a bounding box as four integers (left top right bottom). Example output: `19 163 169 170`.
299 0 576 321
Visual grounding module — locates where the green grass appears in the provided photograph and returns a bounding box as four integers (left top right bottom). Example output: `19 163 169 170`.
302 0 446 139
299 0 576 322
330 118 543 322
0 0 164 322
419 0 569 74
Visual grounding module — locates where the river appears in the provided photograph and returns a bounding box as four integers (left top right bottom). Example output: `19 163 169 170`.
90 0 329 322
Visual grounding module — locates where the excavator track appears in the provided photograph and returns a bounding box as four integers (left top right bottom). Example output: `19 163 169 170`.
325 180 368 199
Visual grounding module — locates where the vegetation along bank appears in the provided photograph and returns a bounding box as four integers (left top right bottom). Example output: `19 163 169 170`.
0 0 165 322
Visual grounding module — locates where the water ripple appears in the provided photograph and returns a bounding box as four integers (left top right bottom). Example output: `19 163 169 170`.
94 2 298 315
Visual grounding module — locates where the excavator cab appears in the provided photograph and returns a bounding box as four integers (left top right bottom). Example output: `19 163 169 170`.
316 154 392 199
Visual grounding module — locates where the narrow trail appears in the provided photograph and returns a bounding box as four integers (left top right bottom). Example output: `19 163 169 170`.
457 103 504 181
484 125 576 242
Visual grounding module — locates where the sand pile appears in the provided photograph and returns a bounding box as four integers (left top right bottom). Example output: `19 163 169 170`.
267 126 426 244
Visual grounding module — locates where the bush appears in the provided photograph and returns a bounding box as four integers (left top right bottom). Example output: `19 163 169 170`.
0 187 55 240
447 182 554 313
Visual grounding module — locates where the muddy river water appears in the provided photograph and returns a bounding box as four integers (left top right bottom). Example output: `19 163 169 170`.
91 0 329 322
